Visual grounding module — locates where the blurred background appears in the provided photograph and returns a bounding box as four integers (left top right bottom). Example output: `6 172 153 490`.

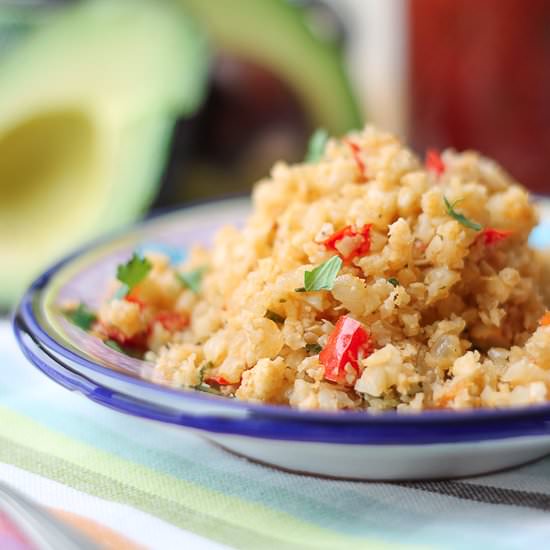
1 0 549 308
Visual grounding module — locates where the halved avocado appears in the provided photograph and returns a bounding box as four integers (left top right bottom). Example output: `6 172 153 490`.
181 0 361 133
0 0 208 307
160 0 361 203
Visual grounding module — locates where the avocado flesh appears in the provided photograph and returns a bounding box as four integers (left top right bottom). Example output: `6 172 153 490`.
0 0 208 307
180 0 361 134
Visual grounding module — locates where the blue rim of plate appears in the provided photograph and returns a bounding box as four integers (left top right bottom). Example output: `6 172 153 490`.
12 197 550 445
13 314 550 444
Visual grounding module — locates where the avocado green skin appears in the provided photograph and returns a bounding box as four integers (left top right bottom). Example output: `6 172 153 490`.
0 0 208 308
180 0 362 134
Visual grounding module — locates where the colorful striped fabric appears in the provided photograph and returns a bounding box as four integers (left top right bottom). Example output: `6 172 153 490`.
2 320 550 550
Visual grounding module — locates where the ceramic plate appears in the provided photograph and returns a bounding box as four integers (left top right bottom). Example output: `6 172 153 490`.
13 196 550 480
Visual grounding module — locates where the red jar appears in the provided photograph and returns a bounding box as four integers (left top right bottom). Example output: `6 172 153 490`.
409 0 550 194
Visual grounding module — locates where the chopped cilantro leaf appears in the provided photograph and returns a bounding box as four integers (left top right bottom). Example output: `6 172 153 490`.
116 253 152 295
443 196 482 231
305 128 329 162
387 277 400 287
299 255 342 292
66 303 96 331
265 309 285 324
305 343 322 355
178 266 206 294
105 339 124 352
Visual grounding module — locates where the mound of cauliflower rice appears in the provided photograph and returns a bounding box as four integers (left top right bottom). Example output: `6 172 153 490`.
94 126 550 412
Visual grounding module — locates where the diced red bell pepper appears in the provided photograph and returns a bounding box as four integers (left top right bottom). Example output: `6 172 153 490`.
480 227 512 246
323 224 372 262
204 375 233 386
344 139 367 182
319 315 372 385
152 311 189 332
426 149 445 176
323 225 355 248
124 294 147 310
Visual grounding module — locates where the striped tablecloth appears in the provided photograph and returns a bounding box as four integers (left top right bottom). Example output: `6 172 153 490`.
2 320 550 550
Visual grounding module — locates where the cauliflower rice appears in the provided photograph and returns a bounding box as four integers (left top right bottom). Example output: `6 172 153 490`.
96 126 550 412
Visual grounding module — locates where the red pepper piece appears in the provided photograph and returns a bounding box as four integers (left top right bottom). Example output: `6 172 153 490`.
205 375 233 386
539 312 550 327
480 228 513 246
344 139 367 182
323 224 372 262
355 224 372 257
152 311 189 332
124 294 147 310
319 315 371 385
426 149 445 176
103 324 149 349
323 225 355 249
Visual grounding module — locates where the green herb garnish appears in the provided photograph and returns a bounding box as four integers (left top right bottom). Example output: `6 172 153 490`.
305 128 329 162
66 303 97 331
443 197 482 231
178 266 206 294
296 255 342 292
387 278 400 287
195 361 213 387
265 309 285 324
105 339 124 352
116 253 152 296
305 343 322 355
